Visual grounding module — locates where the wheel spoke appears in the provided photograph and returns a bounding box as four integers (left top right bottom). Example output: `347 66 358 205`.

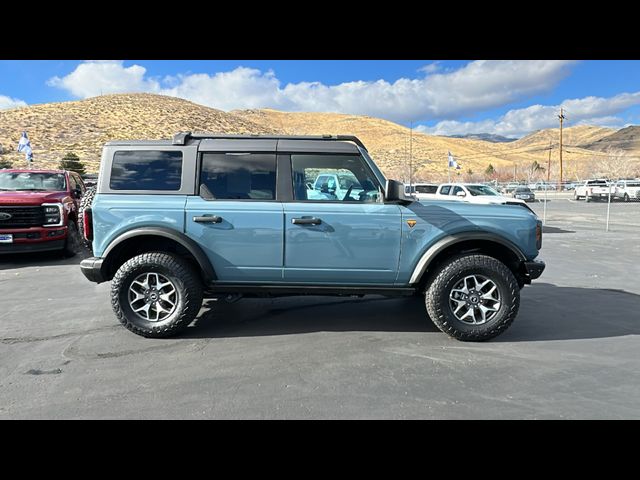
481 285 497 299
133 302 151 316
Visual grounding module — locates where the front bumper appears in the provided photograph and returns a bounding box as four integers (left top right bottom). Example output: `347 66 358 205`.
523 259 545 280
0 239 65 254
80 257 106 283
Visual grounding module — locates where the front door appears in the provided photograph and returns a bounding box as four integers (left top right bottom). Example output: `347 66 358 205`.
185 152 283 283
283 153 402 284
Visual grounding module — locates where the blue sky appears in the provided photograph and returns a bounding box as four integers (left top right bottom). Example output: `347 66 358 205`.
1 60 639 138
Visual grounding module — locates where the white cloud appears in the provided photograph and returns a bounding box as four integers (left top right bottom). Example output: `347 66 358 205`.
47 60 577 123
0 95 27 110
47 60 160 98
418 91 640 138
419 62 441 74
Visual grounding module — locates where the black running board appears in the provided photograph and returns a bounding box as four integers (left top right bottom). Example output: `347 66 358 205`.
205 284 416 298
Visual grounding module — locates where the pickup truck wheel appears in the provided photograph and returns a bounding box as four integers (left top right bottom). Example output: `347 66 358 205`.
425 254 520 341
624 193 630 202
63 221 83 257
111 252 203 338
585 196 591 203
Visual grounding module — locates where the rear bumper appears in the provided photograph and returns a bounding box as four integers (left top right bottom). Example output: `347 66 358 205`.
523 259 545 280
80 257 106 283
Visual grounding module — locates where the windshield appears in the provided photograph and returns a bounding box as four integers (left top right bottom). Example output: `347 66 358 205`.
515 187 531 192
0 172 66 191
466 185 500 196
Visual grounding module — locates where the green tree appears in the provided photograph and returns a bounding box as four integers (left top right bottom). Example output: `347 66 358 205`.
0 158 13 169
58 152 86 175
485 163 495 176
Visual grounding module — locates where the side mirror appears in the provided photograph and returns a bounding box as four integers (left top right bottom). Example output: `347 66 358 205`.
456 191 466 197
384 179 407 202
73 188 82 199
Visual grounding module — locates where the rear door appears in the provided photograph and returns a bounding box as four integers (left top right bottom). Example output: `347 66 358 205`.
282 150 402 284
185 141 284 283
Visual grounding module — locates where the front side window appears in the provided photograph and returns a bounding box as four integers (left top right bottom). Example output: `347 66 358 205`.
200 153 276 200
110 151 183 191
440 185 451 195
291 154 381 202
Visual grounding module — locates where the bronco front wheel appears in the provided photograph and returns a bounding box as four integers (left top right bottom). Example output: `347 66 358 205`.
111 252 203 338
425 254 520 341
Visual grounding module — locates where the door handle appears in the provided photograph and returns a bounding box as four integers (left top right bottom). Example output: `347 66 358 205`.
291 217 322 225
193 215 222 223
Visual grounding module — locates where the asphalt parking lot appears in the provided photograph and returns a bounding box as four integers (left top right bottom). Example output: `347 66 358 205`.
1 198 639 419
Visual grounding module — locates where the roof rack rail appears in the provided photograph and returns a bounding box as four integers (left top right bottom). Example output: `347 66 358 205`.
172 132 368 151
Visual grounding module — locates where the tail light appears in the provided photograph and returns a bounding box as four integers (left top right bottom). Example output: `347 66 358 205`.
83 208 93 241
536 221 542 250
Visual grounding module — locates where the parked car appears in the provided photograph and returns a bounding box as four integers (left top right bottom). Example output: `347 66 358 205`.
434 183 531 211
574 179 613 202
308 171 365 201
512 186 536 202
612 179 640 202
501 183 521 194
406 183 439 201
0 169 86 256
79 133 545 342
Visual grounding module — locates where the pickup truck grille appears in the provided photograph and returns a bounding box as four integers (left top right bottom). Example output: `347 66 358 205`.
0 206 45 228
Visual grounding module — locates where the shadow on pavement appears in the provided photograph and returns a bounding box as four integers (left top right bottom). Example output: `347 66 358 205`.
181 283 640 342
0 250 89 270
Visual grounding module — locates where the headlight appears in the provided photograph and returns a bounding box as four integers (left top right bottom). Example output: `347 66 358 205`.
42 203 64 227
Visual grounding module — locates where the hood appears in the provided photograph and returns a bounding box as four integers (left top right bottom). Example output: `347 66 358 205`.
470 194 526 205
415 197 535 218
0 190 69 206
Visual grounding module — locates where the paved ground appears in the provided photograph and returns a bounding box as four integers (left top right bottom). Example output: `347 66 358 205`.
1 199 639 419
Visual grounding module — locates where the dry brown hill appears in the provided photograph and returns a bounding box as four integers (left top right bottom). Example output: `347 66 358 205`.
0 94 275 172
234 109 520 179
0 94 635 180
509 125 615 149
582 125 640 152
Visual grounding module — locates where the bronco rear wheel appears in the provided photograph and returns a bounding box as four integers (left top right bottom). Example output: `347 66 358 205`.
425 254 520 341
111 251 203 338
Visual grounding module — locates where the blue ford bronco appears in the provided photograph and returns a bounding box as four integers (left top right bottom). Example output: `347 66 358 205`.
80 133 544 341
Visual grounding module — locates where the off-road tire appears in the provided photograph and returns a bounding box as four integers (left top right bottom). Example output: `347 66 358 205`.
78 185 96 252
425 254 520 342
63 221 83 257
624 193 630 202
111 252 203 338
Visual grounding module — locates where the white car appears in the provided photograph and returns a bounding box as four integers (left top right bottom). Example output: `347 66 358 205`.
405 183 439 201
613 179 640 202
435 183 529 207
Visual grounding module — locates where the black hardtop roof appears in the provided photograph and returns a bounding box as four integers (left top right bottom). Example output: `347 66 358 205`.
105 132 367 152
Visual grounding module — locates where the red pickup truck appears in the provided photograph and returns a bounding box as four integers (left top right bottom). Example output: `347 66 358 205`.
0 169 85 256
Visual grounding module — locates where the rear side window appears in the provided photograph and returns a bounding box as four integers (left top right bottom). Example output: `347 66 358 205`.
415 185 437 194
440 185 451 195
110 151 183 191
200 153 276 200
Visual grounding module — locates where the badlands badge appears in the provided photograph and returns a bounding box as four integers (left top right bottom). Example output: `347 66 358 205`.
406 219 417 228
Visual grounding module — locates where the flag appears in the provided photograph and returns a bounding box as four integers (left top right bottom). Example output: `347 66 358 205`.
17 131 33 162
448 151 461 169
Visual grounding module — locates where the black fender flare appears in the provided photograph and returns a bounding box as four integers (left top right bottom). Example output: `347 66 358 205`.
409 232 527 284
102 227 216 282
